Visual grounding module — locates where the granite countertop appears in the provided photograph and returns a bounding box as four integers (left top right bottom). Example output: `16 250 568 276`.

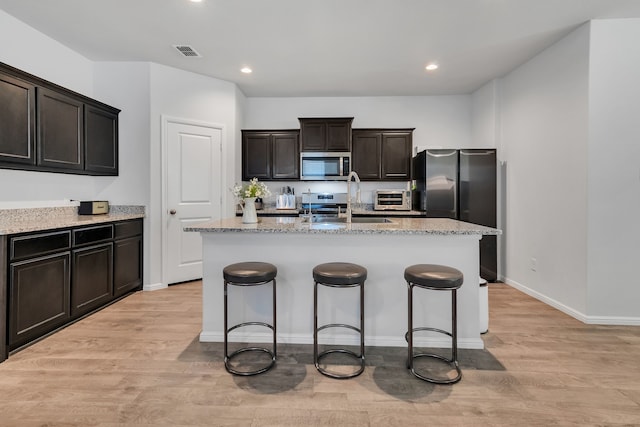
186 216 500 236
0 206 145 235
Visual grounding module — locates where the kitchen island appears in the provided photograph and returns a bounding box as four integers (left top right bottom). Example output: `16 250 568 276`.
187 216 500 349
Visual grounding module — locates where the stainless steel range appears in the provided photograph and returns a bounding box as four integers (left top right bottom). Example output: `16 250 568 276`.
300 192 347 217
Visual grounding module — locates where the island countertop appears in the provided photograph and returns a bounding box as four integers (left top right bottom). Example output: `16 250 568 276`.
194 215 498 350
186 216 501 236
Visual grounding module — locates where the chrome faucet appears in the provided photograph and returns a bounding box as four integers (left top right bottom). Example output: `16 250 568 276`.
346 171 361 224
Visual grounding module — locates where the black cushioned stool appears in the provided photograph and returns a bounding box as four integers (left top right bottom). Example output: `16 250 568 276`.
223 262 277 376
404 264 464 384
313 262 367 379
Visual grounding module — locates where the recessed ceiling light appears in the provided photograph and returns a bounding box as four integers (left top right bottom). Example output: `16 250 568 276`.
241 67 252 74
425 63 439 71
190 0 203 3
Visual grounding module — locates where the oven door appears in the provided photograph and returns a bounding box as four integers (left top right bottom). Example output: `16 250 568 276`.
300 152 350 180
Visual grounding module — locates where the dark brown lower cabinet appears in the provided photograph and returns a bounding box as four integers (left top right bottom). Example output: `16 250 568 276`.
71 243 113 318
3 218 143 360
0 235 6 361
9 252 71 351
114 219 142 298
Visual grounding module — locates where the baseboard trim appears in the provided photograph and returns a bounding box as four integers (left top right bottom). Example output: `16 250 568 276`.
143 282 167 292
199 331 484 349
503 278 640 326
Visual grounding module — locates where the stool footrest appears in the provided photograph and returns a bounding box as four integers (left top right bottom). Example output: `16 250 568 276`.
317 323 361 334
225 347 276 376
227 321 275 334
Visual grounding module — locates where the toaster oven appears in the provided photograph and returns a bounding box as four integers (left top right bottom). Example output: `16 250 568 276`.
374 190 411 211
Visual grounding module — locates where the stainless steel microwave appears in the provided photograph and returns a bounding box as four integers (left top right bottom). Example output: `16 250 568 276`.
300 152 351 180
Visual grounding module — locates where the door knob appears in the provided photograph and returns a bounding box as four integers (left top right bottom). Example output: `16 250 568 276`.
169 209 177 215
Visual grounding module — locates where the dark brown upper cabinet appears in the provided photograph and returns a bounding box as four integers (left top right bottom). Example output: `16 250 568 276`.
85 102 119 175
299 118 353 152
0 62 120 176
351 130 381 180
242 130 300 181
37 87 84 171
352 128 413 181
0 73 36 166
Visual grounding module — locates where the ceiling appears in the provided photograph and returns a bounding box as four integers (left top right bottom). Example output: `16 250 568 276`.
1 0 640 97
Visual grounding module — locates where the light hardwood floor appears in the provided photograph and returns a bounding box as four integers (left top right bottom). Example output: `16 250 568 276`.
0 281 639 426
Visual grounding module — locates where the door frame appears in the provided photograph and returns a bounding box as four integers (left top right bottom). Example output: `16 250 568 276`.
160 115 227 287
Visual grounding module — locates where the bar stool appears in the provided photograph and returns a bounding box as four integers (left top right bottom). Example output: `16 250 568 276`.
223 261 277 376
404 264 464 384
313 262 367 379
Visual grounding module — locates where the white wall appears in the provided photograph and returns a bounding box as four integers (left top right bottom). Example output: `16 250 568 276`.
244 95 471 201
148 63 240 286
500 23 590 315
245 95 471 152
0 10 92 94
93 62 152 285
0 10 101 204
587 19 640 320
471 80 499 150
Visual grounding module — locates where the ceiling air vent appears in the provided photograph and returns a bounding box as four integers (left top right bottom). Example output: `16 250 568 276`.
173 45 202 58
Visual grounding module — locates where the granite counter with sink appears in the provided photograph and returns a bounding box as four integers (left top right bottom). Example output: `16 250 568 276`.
187 216 500 351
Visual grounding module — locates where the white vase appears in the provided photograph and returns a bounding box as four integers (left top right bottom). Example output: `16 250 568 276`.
241 197 258 224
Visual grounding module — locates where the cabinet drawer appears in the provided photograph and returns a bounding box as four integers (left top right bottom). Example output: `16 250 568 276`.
114 219 142 240
73 224 113 246
10 230 71 261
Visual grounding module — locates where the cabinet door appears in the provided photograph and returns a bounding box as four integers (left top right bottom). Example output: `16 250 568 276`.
300 118 352 152
114 236 142 297
85 103 118 175
9 252 71 350
271 132 300 180
381 132 412 180
242 131 271 180
299 121 326 151
352 131 381 180
0 235 5 362
71 243 113 318
0 72 36 166
326 120 351 151
37 87 84 171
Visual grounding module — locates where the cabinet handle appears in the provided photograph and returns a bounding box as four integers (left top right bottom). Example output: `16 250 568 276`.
169 209 177 215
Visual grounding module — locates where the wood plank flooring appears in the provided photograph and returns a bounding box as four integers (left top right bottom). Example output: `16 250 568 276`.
1 281 639 426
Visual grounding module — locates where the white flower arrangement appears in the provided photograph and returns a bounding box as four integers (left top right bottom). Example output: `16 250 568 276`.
231 177 271 199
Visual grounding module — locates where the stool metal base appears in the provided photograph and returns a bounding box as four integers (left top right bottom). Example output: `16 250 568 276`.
225 346 276 376
314 280 365 379
407 282 462 384
224 277 276 376
406 327 462 384
314 323 365 379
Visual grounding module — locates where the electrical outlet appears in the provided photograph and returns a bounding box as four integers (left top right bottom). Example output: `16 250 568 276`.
530 257 537 271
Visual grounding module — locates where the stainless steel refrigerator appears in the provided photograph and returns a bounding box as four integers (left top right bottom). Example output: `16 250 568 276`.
413 149 497 281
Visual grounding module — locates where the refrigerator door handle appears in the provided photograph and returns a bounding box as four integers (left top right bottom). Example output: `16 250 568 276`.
427 150 457 158
460 150 495 156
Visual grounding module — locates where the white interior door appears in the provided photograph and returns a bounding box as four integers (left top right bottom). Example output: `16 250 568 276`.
166 120 223 284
